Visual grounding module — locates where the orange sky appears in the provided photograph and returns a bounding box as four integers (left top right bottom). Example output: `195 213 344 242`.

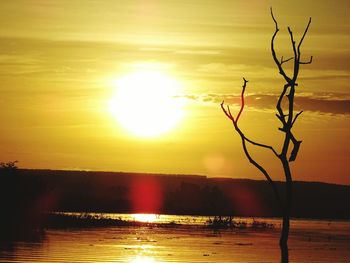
0 1 349 185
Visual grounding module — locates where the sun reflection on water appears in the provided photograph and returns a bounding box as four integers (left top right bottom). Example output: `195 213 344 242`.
132 213 158 223
132 255 156 263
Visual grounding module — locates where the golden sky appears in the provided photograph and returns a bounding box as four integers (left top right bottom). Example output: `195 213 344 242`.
0 0 349 185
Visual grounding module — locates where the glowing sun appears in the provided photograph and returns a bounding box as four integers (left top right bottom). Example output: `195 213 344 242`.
109 71 184 137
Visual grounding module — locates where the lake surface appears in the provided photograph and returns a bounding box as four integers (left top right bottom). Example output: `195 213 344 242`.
1 214 350 263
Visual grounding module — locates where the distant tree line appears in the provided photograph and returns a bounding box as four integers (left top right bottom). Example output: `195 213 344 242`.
1 168 350 226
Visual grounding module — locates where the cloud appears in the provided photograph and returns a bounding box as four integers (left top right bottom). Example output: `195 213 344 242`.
184 92 350 115
294 96 350 115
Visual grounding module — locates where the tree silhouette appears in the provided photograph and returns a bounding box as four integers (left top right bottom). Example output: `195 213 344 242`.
0 161 18 175
221 8 312 263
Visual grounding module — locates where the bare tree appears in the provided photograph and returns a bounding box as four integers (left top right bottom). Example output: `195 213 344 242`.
221 8 312 263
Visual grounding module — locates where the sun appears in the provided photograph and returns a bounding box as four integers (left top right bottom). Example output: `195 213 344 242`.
109 70 184 138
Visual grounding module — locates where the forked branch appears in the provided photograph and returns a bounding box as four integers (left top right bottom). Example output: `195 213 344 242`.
270 8 291 83
292 111 303 126
221 78 248 123
271 8 313 85
221 79 281 202
270 8 312 164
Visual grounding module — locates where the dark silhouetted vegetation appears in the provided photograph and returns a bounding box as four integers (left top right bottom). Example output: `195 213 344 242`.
0 161 18 173
0 162 48 236
1 169 349 223
45 213 179 229
206 216 274 230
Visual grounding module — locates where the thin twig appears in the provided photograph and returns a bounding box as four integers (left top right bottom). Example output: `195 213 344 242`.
270 8 291 82
244 136 280 158
292 111 303 126
220 78 281 201
298 17 312 53
220 102 234 121
239 134 281 203
236 78 248 123
299 56 313 64
281 56 294 65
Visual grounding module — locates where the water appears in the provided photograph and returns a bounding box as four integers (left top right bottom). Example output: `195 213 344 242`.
1 214 350 263
53 212 350 235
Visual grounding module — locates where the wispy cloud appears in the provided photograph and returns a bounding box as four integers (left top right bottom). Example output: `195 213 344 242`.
183 92 350 115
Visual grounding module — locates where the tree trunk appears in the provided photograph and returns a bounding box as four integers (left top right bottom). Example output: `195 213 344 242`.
279 159 293 263
280 209 290 263
222 10 312 263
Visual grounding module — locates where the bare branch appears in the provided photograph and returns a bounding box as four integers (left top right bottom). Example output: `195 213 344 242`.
239 133 281 203
244 136 280 158
287 27 298 62
298 17 312 52
270 7 279 33
221 78 280 158
281 56 294 65
289 133 302 162
220 101 234 121
276 84 289 125
221 78 248 123
236 78 248 123
292 110 303 126
224 105 282 201
299 56 313 64
270 8 291 82
227 105 233 120
289 141 301 162
288 110 303 161
276 113 284 122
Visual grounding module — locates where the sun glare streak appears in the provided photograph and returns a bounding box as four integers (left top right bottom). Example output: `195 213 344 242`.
108 70 185 138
